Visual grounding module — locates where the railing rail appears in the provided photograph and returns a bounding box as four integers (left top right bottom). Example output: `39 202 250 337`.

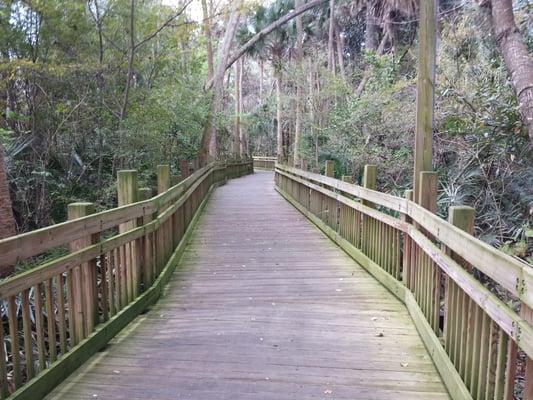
252 156 276 170
0 160 252 399
275 162 532 400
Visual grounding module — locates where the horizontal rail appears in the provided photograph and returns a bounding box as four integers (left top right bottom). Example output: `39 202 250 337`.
252 156 276 170
275 163 532 400
276 164 532 308
0 160 253 399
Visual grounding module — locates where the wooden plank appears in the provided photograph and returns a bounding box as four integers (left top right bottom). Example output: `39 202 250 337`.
47 172 450 400
9 165 250 400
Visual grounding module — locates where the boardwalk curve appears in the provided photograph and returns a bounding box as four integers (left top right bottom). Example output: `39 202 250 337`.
47 171 449 399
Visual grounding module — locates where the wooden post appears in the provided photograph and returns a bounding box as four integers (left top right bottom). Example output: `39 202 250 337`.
402 190 413 287
413 0 437 203
362 165 376 208
325 160 334 177
341 175 353 183
444 206 475 372
117 170 139 300
67 202 98 342
157 165 170 194
361 165 377 256
180 160 189 179
418 171 438 213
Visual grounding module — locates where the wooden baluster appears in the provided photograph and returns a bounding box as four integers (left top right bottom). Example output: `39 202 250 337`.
521 304 533 400
100 255 109 322
7 296 21 388
56 273 67 355
402 190 413 287
68 202 98 339
0 317 8 397
34 284 46 372
21 288 34 380
45 278 57 362
117 170 139 300
362 165 376 257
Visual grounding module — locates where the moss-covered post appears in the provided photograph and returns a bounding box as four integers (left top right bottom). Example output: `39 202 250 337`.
418 171 437 213
157 165 170 194
68 202 97 344
324 160 334 178
362 165 376 208
117 170 139 301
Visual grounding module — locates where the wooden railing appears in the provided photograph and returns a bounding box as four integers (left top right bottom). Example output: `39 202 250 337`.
275 162 532 400
0 160 252 399
252 156 276 170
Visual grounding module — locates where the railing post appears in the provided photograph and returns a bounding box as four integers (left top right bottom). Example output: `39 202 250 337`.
117 170 140 301
362 165 376 207
361 165 377 257
157 165 170 194
443 206 475 377
180 160 189 179
341 175 352 183
418 171 438 213
402 190 413 288
67 202 98 344
325 160 334 178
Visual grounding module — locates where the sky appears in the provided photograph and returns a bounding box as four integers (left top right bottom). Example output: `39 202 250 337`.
162 0 203 20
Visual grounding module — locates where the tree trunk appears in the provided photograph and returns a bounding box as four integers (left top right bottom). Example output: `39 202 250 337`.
488 0 533 142
327 0 336 74
259 59 264 102
0 143 16 275
204 0 326 91
355 33 388 96
335 22 346 80
239 58 247 157
234 60 241 156
364 2 379 52
120 0 136 121
293 0 304 167
199 1 242 163
201 0 214 80
275 69 284 162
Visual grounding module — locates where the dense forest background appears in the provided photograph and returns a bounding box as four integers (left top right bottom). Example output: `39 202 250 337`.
0 0 532 263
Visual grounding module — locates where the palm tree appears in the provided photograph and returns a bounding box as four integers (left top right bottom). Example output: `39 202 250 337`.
238 0 295 162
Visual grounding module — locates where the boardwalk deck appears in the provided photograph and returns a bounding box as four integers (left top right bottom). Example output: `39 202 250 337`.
47 171 449 400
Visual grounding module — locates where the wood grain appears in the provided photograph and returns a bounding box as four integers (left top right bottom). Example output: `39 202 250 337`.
47 171 449 400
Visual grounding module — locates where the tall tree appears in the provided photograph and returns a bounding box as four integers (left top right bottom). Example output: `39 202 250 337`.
199 0 243 162
0 143 16 275
201 0 214 80
294 0 304 166
483 0 533 143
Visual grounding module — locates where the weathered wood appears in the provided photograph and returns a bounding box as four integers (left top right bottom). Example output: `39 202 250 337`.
157 165 171 194
68 202 97 343
413 0 437 203
324 160 334 177
48 172 449 400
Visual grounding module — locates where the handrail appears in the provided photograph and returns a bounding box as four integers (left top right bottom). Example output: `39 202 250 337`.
252 156 276 170
0 160 253 399
276 164 532 308
275 162 532 400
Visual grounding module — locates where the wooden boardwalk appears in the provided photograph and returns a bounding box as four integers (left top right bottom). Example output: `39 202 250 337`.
47 171 449 400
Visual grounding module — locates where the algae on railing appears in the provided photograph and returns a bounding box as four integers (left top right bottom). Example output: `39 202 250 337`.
275 162 532 400
0 160 253 400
